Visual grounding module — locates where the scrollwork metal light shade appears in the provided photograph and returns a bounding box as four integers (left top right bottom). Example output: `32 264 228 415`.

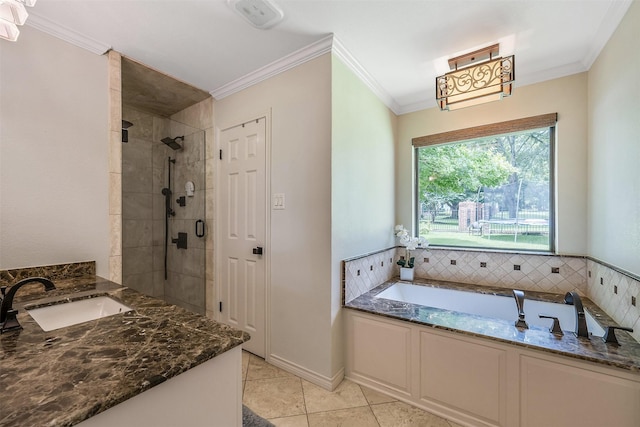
436 55 515 111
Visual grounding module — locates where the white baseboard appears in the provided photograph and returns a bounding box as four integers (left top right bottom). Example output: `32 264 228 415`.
267 354 344 391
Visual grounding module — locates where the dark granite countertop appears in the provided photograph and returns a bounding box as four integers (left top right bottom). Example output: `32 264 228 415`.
345 278 640 373
0 276 250 427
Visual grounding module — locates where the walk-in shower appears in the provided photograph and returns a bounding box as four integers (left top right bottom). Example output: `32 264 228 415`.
121 110 206 314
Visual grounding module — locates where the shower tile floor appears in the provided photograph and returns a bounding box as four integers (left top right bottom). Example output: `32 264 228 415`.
242 351 464 427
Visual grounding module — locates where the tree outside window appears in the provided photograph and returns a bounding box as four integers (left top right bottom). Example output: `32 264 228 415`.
416 127 553 252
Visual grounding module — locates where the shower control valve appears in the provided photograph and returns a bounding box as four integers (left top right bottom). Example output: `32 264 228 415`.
172 232 188 250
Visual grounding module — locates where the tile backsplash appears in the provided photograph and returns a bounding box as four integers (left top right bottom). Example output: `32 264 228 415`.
587 259 640 343
342 248 396 304
0 261 97 301
409 248 586 295
343 247 640 343
344 247 586 303
0 261 95 287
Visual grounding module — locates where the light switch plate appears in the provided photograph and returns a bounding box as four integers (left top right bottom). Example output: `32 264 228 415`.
273 193 285 210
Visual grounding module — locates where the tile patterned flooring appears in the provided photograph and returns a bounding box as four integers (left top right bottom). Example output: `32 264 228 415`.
242 351 463 427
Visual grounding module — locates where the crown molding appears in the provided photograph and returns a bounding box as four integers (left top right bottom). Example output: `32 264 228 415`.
582 0 633 69
397 99 434 116
210 34 334 100
210 33 402 115
26 13 111 55
26 3 627 117
331 37 401 115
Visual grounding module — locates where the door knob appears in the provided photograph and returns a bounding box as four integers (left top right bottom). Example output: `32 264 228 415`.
252 247 263 255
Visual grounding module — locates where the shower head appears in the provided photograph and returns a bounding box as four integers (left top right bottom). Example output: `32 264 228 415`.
161 136 184 150
121 120 134 143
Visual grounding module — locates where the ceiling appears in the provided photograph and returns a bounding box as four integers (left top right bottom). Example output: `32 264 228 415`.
121 57 210 117
25 0 632 115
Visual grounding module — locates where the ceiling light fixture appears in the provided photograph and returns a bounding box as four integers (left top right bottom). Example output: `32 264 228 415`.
228 0 284 29
0 0 37 42
436 44 515 111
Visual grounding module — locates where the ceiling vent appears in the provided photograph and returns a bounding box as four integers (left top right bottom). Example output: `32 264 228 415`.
228 0 284 30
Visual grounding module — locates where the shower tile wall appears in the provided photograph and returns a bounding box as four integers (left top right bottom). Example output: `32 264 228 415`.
163 116 207 313
108 50 122 284
169 98 213 316
122 106 162 298
122 103 209 315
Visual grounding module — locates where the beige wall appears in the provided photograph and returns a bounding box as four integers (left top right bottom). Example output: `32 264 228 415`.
215 54 334 380
397 73 589 256
331 56 397 374
215 53 397 381
216 54 397 380
587 0 640 277
0 27 110 276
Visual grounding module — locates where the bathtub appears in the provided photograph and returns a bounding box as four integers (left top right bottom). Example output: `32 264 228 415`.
375 282 605 336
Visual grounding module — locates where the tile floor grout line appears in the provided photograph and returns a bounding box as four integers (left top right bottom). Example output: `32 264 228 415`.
359 384 383 427
299 377 309 421
243 350 461 426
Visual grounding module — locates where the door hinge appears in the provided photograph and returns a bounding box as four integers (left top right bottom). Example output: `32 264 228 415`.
219 301 223 312
219 149 222 160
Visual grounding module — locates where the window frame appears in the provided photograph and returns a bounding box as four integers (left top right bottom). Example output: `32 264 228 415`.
412 113 557 253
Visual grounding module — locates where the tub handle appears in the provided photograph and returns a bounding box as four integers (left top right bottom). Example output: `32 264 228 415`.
539 314 563 335
602 326 634 345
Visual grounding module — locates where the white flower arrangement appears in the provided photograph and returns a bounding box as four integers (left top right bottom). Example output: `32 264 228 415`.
395 224 428 268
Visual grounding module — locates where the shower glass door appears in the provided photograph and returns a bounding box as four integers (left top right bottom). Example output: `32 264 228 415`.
122 109 206 314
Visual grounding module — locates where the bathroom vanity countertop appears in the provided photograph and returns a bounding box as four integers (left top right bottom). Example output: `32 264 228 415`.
345 278 640 373
0 276 250 427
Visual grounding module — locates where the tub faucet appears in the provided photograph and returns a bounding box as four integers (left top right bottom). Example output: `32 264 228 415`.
564 291 589 338
0 277 56 333
513 289 528 329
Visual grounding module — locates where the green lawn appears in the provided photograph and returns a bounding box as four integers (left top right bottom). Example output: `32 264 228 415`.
419 227 549 251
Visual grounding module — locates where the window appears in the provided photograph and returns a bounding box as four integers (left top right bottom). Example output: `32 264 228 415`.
413 114 556 252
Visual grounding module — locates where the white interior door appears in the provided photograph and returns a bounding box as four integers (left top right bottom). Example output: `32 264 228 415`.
218 118 266 357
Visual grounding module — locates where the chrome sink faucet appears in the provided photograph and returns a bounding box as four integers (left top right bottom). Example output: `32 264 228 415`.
564 291 589 338
1 277 56 333
513 289 528 329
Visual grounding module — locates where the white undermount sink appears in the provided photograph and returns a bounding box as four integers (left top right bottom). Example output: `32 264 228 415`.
27 296 133 331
